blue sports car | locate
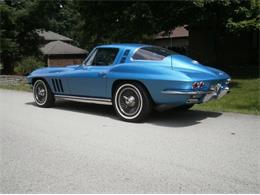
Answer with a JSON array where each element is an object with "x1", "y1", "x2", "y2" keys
[{"x1": 27, "y1": 44, "x2": 231, "y2": 122}]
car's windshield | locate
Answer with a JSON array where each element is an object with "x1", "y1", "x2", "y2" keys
[{"x1": 132, "y1": 46, "x2": 176, "y2": 61}]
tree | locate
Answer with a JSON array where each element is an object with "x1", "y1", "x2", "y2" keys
[
  {"x1": 184, "y1": 0, "x2": 259, "y2": 32},
  {"x1": 0, "y1": 0, "x2": 71, "y2": 73},
  {"x1": 74, "y1": 1, "x2": 157, "y2": 50},
  {"x1": 1, "y1": 0, "x2": 259, "y2": 73},
  {"x1": 0, "y1": 2, "x2": 18, "y2": 74},
  {"x1": 75, "y1": 1, "x2": 259, "y2": 49}
]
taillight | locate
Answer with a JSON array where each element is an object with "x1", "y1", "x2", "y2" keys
[
  {"x1": 192, "y1": 81, "x2": 205, "y2": 89},
  {"x1": 192, "y1": 82, "x2": 198, "y2": 89}
]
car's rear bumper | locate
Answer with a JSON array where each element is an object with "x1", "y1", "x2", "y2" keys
[{"x1": 161, "y1": 86, "x2": 229, "y2": 104}]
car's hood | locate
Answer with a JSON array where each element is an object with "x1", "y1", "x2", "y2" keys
[
  {"x1": 170, "y1": 55, "x2": 230, "y2": 80},
  {"x1": 29, "y1": 64, "x2": 81, "y2": 76}
]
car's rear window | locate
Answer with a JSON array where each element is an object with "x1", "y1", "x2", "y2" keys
[{"x1": 132, "y1": 47, "x2": 176, "y2": 61}]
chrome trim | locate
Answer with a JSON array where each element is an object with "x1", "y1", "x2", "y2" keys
[
  {"x1": 162, "y1": 86, "x2": 230, "y2": 103},
  {"x1": 226, "y1": 78, "x2": 231, "y2": 85},
  {"x1": 202, "y1": 92, "x2": 218, "y2": 102},
  {"x1": 162, "y1": 90, "x2": 213, "y2": 95},
  {"x1": 217, "y1": 86, "x2": 229, "y2": 99},
  {"x1": 54, "y1": 95, "x2": 112, "y2": 105}
]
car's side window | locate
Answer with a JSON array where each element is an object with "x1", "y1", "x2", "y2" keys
[
  {"x1": 87, "y1": 48, "x2": 119, "y2": 66},
  {"x1": 132, "y1": 47, "x2": 175, "y2": 61}
]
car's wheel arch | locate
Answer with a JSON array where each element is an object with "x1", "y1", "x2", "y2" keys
[
  {"x1": 111, "y1": 79, "x2": 155, "y2": 105},
  {"x1": 32, "y1": 77, "x2": 47, "y2": 85},
  {"x1": 32, "y1": 77, "x2": 54, "y2": 92}
]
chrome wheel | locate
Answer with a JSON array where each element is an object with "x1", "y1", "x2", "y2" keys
[
  {"x1": 114, "y1": 83, "x2": 144, "y2": 120},
  {"x1": 33, "y1": 80, "x2": 48, "y2": 106}
]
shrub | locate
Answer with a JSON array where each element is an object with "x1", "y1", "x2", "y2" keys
[
  {"x1": 14, "y1": 57, "x2": 45, "y2": 75},
  {"x1": 0, "y1": 63, "x2": 3, "y2": 74}
]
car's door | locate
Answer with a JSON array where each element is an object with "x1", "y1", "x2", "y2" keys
[{"x1": 67, "y1": 47, "x2": 120, "y2": 98}]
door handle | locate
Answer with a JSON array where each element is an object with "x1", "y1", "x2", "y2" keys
[{"x1": 98, "y1": 72, "x2": 107, "y2": 78}]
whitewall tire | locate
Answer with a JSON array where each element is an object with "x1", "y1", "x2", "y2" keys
[
  {"x1": 33, "y1": 79, "x2": 54, "y2": 107},
  {"x1": 113, "y1": 83, "x2": 152, "y2": 122}
]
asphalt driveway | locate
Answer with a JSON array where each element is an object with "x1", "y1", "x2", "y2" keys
[{"x1": 0, "y1": 89, "x2": 259, "y2": 193}]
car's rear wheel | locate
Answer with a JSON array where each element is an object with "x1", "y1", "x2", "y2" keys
[
  {"x1": 113, "y1": 83, "x2": 152, "y2": 122},
  {"x1": 33, "y1": 79, "x2": 54, "y2": 107}
]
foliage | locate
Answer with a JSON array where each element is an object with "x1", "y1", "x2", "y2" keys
[
  {"x1": 74, "y1": 1, "x2": 259, "y2": 50},
  {"x1": 14, "y1": 56, "x2": 45, "y2": 75},
  {"x1": 188, "y1": 0, "x2": 260, "y2": 32},
  {"x1": 0, "y1": 2, "x2": 19, "y2": 73},
  {"x1": 0, "y1": 0, "x2": 259, "y2": 73},
  {"x1": 47, "y1": 0, "x2": 81, "y2": 45},
  {"x1": 74, "y1": 2, "x2": 156, "y2": 50},
  {"x1": 0, "y1": 0, "x2": 66, "y2": 73}
]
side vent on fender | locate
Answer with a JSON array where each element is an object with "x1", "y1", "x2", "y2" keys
[{"x1": 51, "y1": 79, "x2": 64, "y2": 93}]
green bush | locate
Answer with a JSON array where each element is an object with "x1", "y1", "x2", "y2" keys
[{"x1": 14, "y1": 57, "x2": 45, "y2": 75}]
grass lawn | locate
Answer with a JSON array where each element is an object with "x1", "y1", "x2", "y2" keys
[
  {"x1": 0, "y1": 77, "x2": 259, "y2": 115},
  {"x1": 193, "y1": 78, "x2": 260, "y2": 115},
  {"x1": 0, "y1": 82, "x2": 32, "y2": 92}
]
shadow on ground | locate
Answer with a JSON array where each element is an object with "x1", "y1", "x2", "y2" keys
[
  {"x1": 148, "y1": 109, "x2": 222, "y2": 127},
  {"x1": 26, "y1": 101, "x2": 222, "y2": 128}
]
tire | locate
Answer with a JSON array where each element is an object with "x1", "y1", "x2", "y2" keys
[
  {"x1": 175, "y1": 104, "x2": 194, "y2": 111},
  {"x1": 33, "y1": 79, "x2": 54, "y2": 107},
  {"x1": 113, "y1": 83, "x2": 152, "y2": 122}
]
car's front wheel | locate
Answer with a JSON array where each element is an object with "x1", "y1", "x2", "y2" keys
[
  {"x1": 33, "y1": 79, "x2": 54, "y2": 107},
  {"x1": 113, "y1": 83, "x2": 152, "y2": 122}
]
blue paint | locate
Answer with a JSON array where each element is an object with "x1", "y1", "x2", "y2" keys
[{"x1": 27, "y1": 44, "x2": 231, "y2": 105}]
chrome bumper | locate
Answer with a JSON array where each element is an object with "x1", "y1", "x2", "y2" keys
[
  {"x1": 161, "y1": 90, "x2": 212, "y2": 95},
  {"x1": 162, "y1": 86, "x2": 230, "y2": 103},
  {"x1": 202, "y1": 86, "x2": 229, "y2": 102}
]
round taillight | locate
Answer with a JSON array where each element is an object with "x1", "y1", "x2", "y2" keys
[
  {"x1": 193, "y1": 81, "x2": 204, "y2": 89},
  {"x1": 192, "y1": 82, "x2": 198, "y2": 89}
]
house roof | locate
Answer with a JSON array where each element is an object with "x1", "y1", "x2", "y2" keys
[
  {"x1": 40, "y1": 41, "x2": 87, "y2": 55},
  {"x1": 155, "y1": 26, "x2": 189, "y2": 39},
  {"x1": 37, "y1": 30, "x2": 73, "y2": 42}
]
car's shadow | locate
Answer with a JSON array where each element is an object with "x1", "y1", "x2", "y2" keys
[
  {"x1": 26, "y1": 101, "x2": 222, "y2": 128},
  {"x1": 148, "y1": 109, "x2": 222, "y2": 127}
]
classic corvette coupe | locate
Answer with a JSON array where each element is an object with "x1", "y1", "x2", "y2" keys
[{"x1": 27, "y1": 44, "x2": 231, "y2": 122}]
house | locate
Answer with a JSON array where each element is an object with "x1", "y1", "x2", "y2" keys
[
  {"x1": 37, "y1": 30, "x2": 87, "y2": 67},
  {"x1": 40, "y1": 40, "x2": 87, "y2": 67},
  {"x1": 37, "y1": 30, "x2": 73, "y2": 44},
  {"x1": 153, "y1": 26, "x2": 189, "y2": 54}
]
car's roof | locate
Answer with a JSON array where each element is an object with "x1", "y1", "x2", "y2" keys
[{"x1": 96, "y1": 43, "x2": 151, "y2": 50}]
